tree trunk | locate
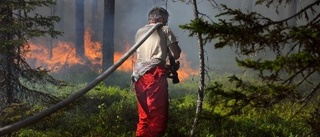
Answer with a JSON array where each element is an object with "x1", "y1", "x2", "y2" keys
[
  {"x1": 58, "y1": 0, "x2": 64, "y2": 40},
  {"x1": 49, "y1": 3, "x2": 57, "y2": 58},
  {"x1": 0, "y1": 2, "x2": 14, "y2": 104},
  {"x1": 102, "y1": 0, "x2": 115, "y2": 70},
  {"x1": 190, "y1": 0, "x2": 206, "y2": 136},
  {"x1": 75, "y1": 0, "x2": 85, "y2": 58},
  {"x1": 91, "y1": 0, "x2": 99, "y2": 41}
]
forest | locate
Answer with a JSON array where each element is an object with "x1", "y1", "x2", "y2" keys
[{"x1": 1, "y1": 0, "x2": 320, "y2": 136}]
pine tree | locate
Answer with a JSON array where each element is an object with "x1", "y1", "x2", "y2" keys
[
  {"x1": 75, "y1": 0, "x2": 85, "y2": 58},
  {"x1": 0, "y1": 0, "x2": 63, "y2": 110},
  {"x1": 102, "y1": 0, "x2": 115, "y2": 70},
  {"x1": 181, "y1": 0, "x2": 320, "y2": 135}
]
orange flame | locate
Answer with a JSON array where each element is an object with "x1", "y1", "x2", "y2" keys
[
  {"x1": 177, "y1": 53, "x2": 197, "y2": 81},
  {"x1": 84, "y1": 29, "x2": 102, "y2": 66},
  {"x1": 114, "y1": 42, "x2": 135, "y2": 72},
  {"x1": 26, "y1": 28, "x2": 197, "y2": 81},
  {"x1": 27, "y1": 41, "x2": 84, "y2": 72}
]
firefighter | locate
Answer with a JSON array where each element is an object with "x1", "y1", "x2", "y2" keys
[{"x1": 131, "y1": 7, "x2": 181, "y2": 137}]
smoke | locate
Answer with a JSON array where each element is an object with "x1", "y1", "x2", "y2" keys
[
  {"x1": 33, "y1": 0, "x2": 313, "y2": 76},
  {"x1": 31, "y1": 0, "x2": 240, "y2": 75}
]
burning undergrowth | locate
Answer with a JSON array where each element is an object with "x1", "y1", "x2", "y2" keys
[{"x1": 25, "y1": 28, "x2": 197, "y2": 84}]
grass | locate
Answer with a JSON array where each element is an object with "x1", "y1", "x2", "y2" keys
[{"x1": 1, "y1": 72, "x2": 318, "y2": 137}]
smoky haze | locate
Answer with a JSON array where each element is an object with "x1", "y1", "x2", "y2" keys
[
  {"x1": 32, "y1": 0, "x2": 311, "y2": 77},
  {"x1": 54, "y1": 0, "x2": 234, "y2": 72}
]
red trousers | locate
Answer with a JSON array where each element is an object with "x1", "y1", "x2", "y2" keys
[{"x1": 134, "y1": 66, "x2": 168, "y2": 137}]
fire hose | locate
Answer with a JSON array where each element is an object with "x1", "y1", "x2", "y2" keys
[{"x1": 0, "y1": 23, "x2": 163, "y2": 135}]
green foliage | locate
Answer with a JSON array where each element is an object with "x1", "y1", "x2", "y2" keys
[
  {"x1": 205, "y1": 73, "x2": 320, "y2": 135},
  {"x1": 0, "y1": 0, "x2": 61, "y2": 50},
  {"x1": 17, "y1": 85, "x2": 137, "y2": 137},
  {"x1": 51, "y1": 69, "x2": 133, "y2": 89},
  {"x1": 0, "y1": 78, "x2": 311, "y2": 136},
  {"x1": 169, "y1": 78, "x2": 198, "y2": 98},
  {"x1": 180, "y1": 0, "x2": 320, "y2": 135},
  {"x1": 179, "y1": 18, "x2": 220, "y2": 45},
  {"x1": 15, "y1": 0, "x2": 317, "y2": 136},
  {"x1": 51, "y1": 65, "x2": 101, "y2": 84},
  {"x1": 0, "y1": 103, "x2": 33, "y2": 127},
  {"x1": 0, "y1": 0, "x2": 63, "y2": 109},
  {"x1": 3, "y1": 0, "x2": 320, "y2": 135}
]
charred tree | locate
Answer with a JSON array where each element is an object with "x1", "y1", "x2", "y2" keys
[
  {"x1": 75, "y1": 0, "x2": 85, "y2": 58},
  {"x1": 102, "y1": 0, "x2": 115, "y2": 70}
]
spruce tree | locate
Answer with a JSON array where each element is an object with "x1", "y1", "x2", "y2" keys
[
  {"x1": 181, "y1": 0, "x2": 320, "y2": 134},
  {"x1": 0, "y1": 0, "x2": 63, "y2": 110}
]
